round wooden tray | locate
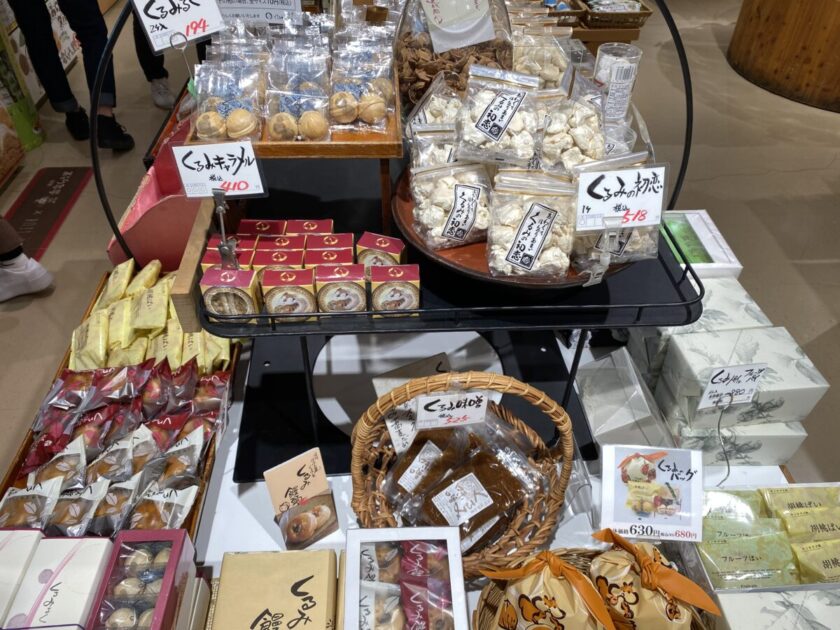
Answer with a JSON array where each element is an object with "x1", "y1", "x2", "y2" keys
[{"x1": 392, "y1": 172, "x2": 625, "y2": 289}]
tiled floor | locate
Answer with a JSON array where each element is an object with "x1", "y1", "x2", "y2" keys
[{"x1": 0, "y1": 0, "x2": 838, "y2": 481}]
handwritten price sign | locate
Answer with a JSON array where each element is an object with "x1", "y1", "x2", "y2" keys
[
  {"x1": 415, "y1": 392, "x2": 488, "y2": 430},
  {"x1": 172, "y1": 141, "x2": 265, "y2": 198},
  {"x1": 132, "y1": 0, "x2": 224, "y2": 53},
  {"x1": 576, "y1": 165, "x2": 667, "y2": 231},
  {"x1": 697, "y1": 363, "x2": 768, "y2": 410}
]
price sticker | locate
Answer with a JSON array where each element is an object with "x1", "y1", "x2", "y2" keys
[
  {"x1": 697, "y1": 363, "x2": 768, "y2": 411},
  {"x1": 415, "y1": 392, "x2": 487, "y2": 430},
  {"x1": 172, "y1": 141, "x2": 265, "y2": 198},
  {"x1": 132, "y1": 0, "x2": 225, "y2": 53},
  {"x1": 576, "y1": 165, "x2": 667, "y2": 231}
]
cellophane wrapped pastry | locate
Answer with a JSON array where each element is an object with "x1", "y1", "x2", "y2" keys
[
  {"x1": 512, "y1": 27, "x2": 572, "y2": 88},
  {"x1": 410, "y1": 162, "x2": 491, "y2": 250}
]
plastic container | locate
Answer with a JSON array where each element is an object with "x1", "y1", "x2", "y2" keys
[{"x1": 594, "y1": 42, "x2": 642, "y2": 122}]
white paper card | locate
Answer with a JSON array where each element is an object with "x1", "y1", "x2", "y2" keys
[
  {"x1": 576, "y1": 165, "x2": 667, "y2": 231},
  {"x1": 431, "y1": 472, "x2": 494, "y2": 526},
  {"x1": 415, "y1": 391, "x2": 488, "y2": 430},
  {"x1": 172, "y1": 141, "x2": 264, "y2": 198},
  {"x1": 217, "y1": 0, "x2": 302, "y2": 21},
  {"x1": 697, "y1": 363, "x2": 768, "y2": 410},
  {"x1": 600, "y1": 445, "x2": 704, "y2": 542},
  {"x1": 132, "y1": 0, "x2": 225, "y2": 53},
  {"x1": 397, "y1": 441, "x2": 443, "y2": 493},
  {"x1": 421, "y1": 0, "x2": 494, "y2": 54}
]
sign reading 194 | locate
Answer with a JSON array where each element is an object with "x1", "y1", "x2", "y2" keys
[{"x1": 132, "y1": 0, "x2": 225, "y2": 53}]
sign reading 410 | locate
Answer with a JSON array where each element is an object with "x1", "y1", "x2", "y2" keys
[{"x1": 132, "y1": 0, "x2": 225, "y2": 53}]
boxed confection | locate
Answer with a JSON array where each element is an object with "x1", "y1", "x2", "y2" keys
[
  {"x1": 371, "y1": 265, "x2": 421, "y2": 316},
  {"x1": 714, "y1": 589, "x2": 840, "y2": 630},
  {"x1": 344, "y1": 527, "x2": 469, "y2": 630},
  {"x1": 659, "y1": 327, "x2": 829, "y2": 428},
  {"x1": 628, "y1": 277, "x2": 772, "y2": 378},
  {"x1": 356, "y1": 231, "x2": 406, "y2": 267},
  {"x1": 307, "y1": 233, "x2": 354, "y2": 250},
  {"x1": 662, "y1": 210, "x2": 743, "y2": 278},
  {"x1": 237, "y1": 219, "x2": 286, "y2": 236},
  {"x1": 577, "y1": 347, "x2": 673, "y2": 448},
  {"x1": 657, "y1": 378, "x2": 808, "y2": 466},
  {"x1": 256, "y1": 235, "x2": 307, "y2": 251},
  {"x1": 186, "y1": 577, "x2": 210, "y2": 630},
  {"x1": 206, "y1": 235, "x2": 258, "y2": 251},
  {"x1": 303, "y1": 248, "x2": 355, "y2": 268},
  {"x1": 210, "y1": 550, "x2": 336, "y2": 630},
  {"x1": 0, "y1": 530, "x2": 42, "y2": 622},
  {"x1": 261, "y1": 269, "x2": 316, "y2": 319},
  {"x1": 199, "y1": 268, "x2": 260, "y2": 318},
  {"x1": 4, "y1": 537, "x2": 112, "y2": 629},
  {"x1": 315, "y1": 264, "x2": 367, "y2": 312},
  {"x1": 86, "y1": 529, "x2": 196, "y2": 630},
  {"x1": 200, "y1": 249, "x2": 254, "y2": 271},
  {"x1": 285, "y1": 219, "x2": 334, "y2": 235},
  {"x1": 250, "y1": 249, "x2": 305, "y2": 276}
]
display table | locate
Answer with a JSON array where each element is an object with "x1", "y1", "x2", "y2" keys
[{"x1": 728, "y1": 0, "x2": 840, "y2": 112}]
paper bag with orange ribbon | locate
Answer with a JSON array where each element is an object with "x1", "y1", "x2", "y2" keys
[
  {"x1": 589, "y1": 529, "x2": 720, "y2": 630},
  {"x1": 482, "y1": 551, "x2": 617, "y2": 630}
]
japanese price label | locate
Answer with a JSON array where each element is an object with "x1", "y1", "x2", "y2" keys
[
  {"x1": 216, "y1": 0, "x2": 302, "y2": 21},
  {"x1": 506, "y1": 203, "x2": 558, "y2": 271},
  {"x1": 132, "y1": 0, "x2": 224, "y2": 53},
  {"x1": 431, "y1": 472, "x2": 494, "y2": 526},
  {"x1": 415, "y1": 392, "x2": 488, "y2": 430},
  {"x1": 697, "y1": 363, "x2": 768, "y2": 411},
  {"x1": 601, "y1": 445, "x2": 704, "y2": 542},
  {"x1": 475, "y1": 90, "x2": 526, "y2": 142},
  {"x1": 576, "y1": 165, "x2": 667, "y2": 231},
  {"x1": 172, "y1": 141, "x2": 265, "y2": 198},
  {"x1": 442, "y1": 184, "x2": 480, "y2": 241}
]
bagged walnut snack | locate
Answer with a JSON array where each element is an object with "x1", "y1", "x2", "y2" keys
[
  {"x1": 28, "y1": 435, "x2": 86, "y2": 492},
  {"x1": 410, "y1": 124, "x2": 458, "y2": 169},
  {"x1": 406, "y1": 71, "x2": 463, "y2": 137},
  {"x1": 89, "y1": 471, "x2": 145, "y2": 536},
  {"x1": 513, "y1": 27, "x2": 572, "y2": 89},
  {"x1": 45, "y1": 478, "x2": 109, "y2": 538},
  {"x1": 536, "y1": 92, "x2": 606, "y2": 174},
  {"x1": 590, "y1": 529, "x2": 721, "y2": 630}
]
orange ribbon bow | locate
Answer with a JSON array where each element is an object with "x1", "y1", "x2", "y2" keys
[
  {"x1": 617, "y1": 450, "x2": 668, "y2": 470},
  {"x1": 592, "y1": 529, "x2": 721, "y2": 616},
  {"x1": 482, "y1": 551, "x2": 618, "y2": 630}
]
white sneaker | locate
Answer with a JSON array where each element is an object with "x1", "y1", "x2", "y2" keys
[
  {"x1": 0, "y1": 254, "x2": 54, "y2": 302},
  {"x1": 151, "y1": 78, "x2": 176, "y2": 110}
]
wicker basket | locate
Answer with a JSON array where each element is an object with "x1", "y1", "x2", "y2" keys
[
  {"x1": 581, "y1": 0, "x2": 653, "y2": 28},
  {"x1": 473, "y1": 547, "x2": 711, "y2": 630},
  {"x1": 549, "y1": 0, "x2": 586, "y2": 26},
  {"x1": 350, "y1": 371, "x2": 575, "y2": 579}
]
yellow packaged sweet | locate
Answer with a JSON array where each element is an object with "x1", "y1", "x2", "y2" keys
[
  {"x1": 183, "y1": 332, "x2": 210, "y2": 375},
  {"x1": 703, "y1": 517, "x2": 782, "y2": 543},
  {"x1": 130, "y1": 281, "x2": 170, "y2": 335},
  {"x1": 107, "y1": 337, "x2": 149, "y2": 367},
  {"x1": 165, "y1": 318, "x2": 183, "y2": 369},
  {"x1": 106, "y1": 298, "x2": 135, "y2": 350},
  {"x1": 762, "y1": 486, "x2": 838, "y2": 517},
  {"x1": 95, "y1": 259, "x2": 135, "y2": 309},
  {"x1": 704, "y1": 490, "x2": 765, "y2": 521},
  {"x1": 783, "y1": 507, "x2": 840, "y2": 544},
  {"x1": 791, "y1": 539, "x2": 840, "y2": 583},
  {"x1": 212, "y1": 335, "x2": 231, "y2": 371},
  {"x1": 72, "y1": 310, "x2": 110, "y2": 369},
  {"x1": 699, "y1": 532, "x2": 799, "y2": 589},
  {"x1": 125, "y1": 259, "x2": 162, "y2": 297}
]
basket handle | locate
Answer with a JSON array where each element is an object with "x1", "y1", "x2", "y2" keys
[{"x1": 350, "y1": 371, "x2": 575, "y2": 511}]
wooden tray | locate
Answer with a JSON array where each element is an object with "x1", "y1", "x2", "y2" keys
[
  {"x1": 392, "y1": 172, "x2": 626, "y2": 289},
  {"x1": 580, "y1": 0, "x2": 653, "y2": 28}
]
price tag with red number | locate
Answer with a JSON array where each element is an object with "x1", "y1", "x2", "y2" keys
[
  {"x1": 172, "y1": 141, "x2": 265, "y2": 198},
  {"x1": 132, "y1": 0, "x2": 225, "y2": 53},
  {"x1": 415, "y1": 392, "x2": 488, "y2": 430},
  {"x1": 576, "y1": 164, "x2": 667, "y2": 231}
]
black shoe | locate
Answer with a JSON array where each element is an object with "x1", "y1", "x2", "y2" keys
[
  {"x1": 97, "y1": 115, "x2": 135, "y2": 152},
  {"x1": 65, "y1": 108, "x2": 89, "y2": 141}
]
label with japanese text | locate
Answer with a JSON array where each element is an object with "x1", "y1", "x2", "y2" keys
[
  {"x1": 475, "y1": 90, "x2": 526, "y2": 142},
  {"x1": 432, "y1": 472, "x2": 494, "y2": 526},
  {"x1": 600, "y1": 445, "x2": 704, "y2": 542},
  {"x1": 505, "y1": 203, "x2": 558, "y2": 271},
  {"x1": 172, "y1": 141, "x2": 264, "y2": 198},
  {"x1": 415, "y1": 392, "x2": 488, "y2": 430},
  {"x1": 216, "y1": 0, "x2": 302, "y2": 21},
  {"x1": 384, "y1": 406, "x2": 417, "y2": 455},
  {"x1": 441, "y1": 184, "x2": 480, "y2": 241},
  {"x1": 131, "y1": 0, "x2": 225, "y2": 53},
  {"x1": 576, "y1": 165, "x2": 666, "y2": 231},
  {"x1": 603, "y1": 62, "x2": 638, "y2": 121},
  {"x1": 397, "y1": 441, "x2": 443, "y2": 493},
  {"x1": 359, "y1": 544, "x2": 379, "y2": 582},
  {"x1": 697, "y1": 363, "x2": 768, "y2": 411}
]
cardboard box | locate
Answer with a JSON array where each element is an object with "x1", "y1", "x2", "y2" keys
[
  {"x1": 315, "y1": 264, "x2": 367, "y2": 312},
  {"x1": 577, "y1": 347, "x2": 674, "y2": 448},
  {"x1": 370, "y1": 265, "x2": 420, "y2": 316},
  {"x1": 251, "y1": 249, "x2": 305, "y2": 277},
  {"x1": 237, "y1": 219, "x2": 286, "y2": 236},
  {"x1": 86, "y1": 529, "x2": 196, "y2": 630},
  {"x1": 662, "y1": 210, "x2": 743, "y2": 279},
  {"x1": 5, "y1": 537, "x2": 112, "y2": 630},
  {"x1": 356, "y1": 231, "x2": 406, "y2": 267},
  {"x1": 714, "y1": 589, "x2": 840, "y2": 630},
  {"x1": 285, "y1": 219, "x2": 334, "y2": 235},
  {"x1": 0, "y1": 530, "x2": 42, "y2": 623},
  {"x1": 199, "y1": 268, "x2": 259, "y2": 317},
  {"x1": 303, "y1": 248, "x2": 354, "y2": 268},
  {"x1": 200, "y1": 249, "x2": 253, "y2": 271},
  {"x1": 660, "y1": 327, "x2": 828, "y2": 428},
  {"x1": 211, "y1": 551, "x2": 336, "y2": 630},
  {"x1": 187, "y1": 577, "x2": 210, "y2": 630},
  {"x1": 261, "y1": 269, "x2": 316, "y2": 319},
  {"x1": 306, "y1": 233, "x2": 354, "y2": 250},
  {"x1": 256, "y1": 235, "x2": 307, "y2": 251},
  {"x1": 206, "y1": 235, "x2": 258, "y2": 251}
]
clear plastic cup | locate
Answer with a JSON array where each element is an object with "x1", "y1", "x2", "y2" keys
[
  {"x1": 604, "y1": 123, "x2": 638, "y2": 156},
  {"x1": 594, "y1": 43, "x2": 643, "y2": 122}
]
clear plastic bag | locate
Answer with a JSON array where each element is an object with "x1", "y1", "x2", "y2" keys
[
  {"x1": 537, "y1": 92, "x2": 605, "y2": 174},
  {"x1": 410, "y1": 124, "x2": 458, "y2": 168},
  {"x1": 457, "y1": 65, "x2": 541, "y2": 166},
  {"x1": 513, "y1": 27, "x2": 571, "y2": 88},
  {"x1": 405, "y1": 71, "x2": 462, "y2": 136},
  {"x1": 265, "y1": 47, "x2": 331, "y2": 142},
  {"x1": 89, "y1": 471, "x2": 144, "y2": 536},
  {"x1": 410, "y1": 162, "x2": 491, "y2": 250},
  {"x1": 101, "y1": 398, "x2": 143, "y2": 447},
  {"x1": 45, "y1": 478, "x2": 109, "y2": 538},
  {"x1": 360, "y1": 542, "x2": 402, "y2": 584},
  {"x1": 86, "y1": 434, "x2": 134, "y2": 485},
  {"x1": 0, "y1": 477, "x2": 62, "y2": 529},
  {"x1": 28, "y1": 435, "x2": 86, "y2": 492},
  {"x1": 400, "y1": 577, "x2": 455, "y2": 629},
  {"x1": 127, "y1": 484, "x2": 199, "y2": 530},
  {"x1": 330, "y1": 47, "x2": 394, "y2": 132},
  {"x1": 487, "y1": 172, "x2": 576, "y2": 278},
  {"x1": 156, "y1": 427, "x2": 205, "y2": 490},
  {"x1": 194, "y1": 61, "x2": 263, "y2": 141}
]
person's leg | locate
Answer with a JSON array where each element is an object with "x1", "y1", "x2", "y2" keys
[
  {"x1": 0, "y1": 218, "x2": 53, "y2": 302},
  {"x1": 133, "y1": 17, "x2": 175, "y2": 110}
]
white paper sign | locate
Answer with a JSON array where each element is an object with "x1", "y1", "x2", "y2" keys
[
  {"x1": 421, "y1": 0, "x2": 494, "y2": 54},
  {"x1": 415, "y1": 392, "x2": 488, "y2": 430},
  {"x1": 697, "y1": 363, "x2": 768, "y2": 411},
  {"x1": 600, "y1": 445, "x2": 704, "y2": 542},
  {"x1": 576, "y1": 165, "x2": 667, "y2": 231},
  {"x1": 172, "y1": 141, "x2": 264, "y2": 198},
  {"x1": 132, "y1": 0, "x2": 225, "y2": 53},
  {"x1": 216, "y1": 0, "x2": 302, "y2": 21}
]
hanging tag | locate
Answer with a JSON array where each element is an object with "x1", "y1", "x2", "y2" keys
[
  {"x1": 415, "y1": 391, "x2": 487, "y2": 430},
  {"x1": 576, "y1": 164, "x2": 667, "y2": 232},
  {"x1": 172, "y1": 141, "x2": 265, "y2": 198},
  {"x1": 697, "y1": 363, "x2": 768, "y2": 411},
  {"x1": 131, "y1": 0, "x2": 225, "y2": 53}
]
